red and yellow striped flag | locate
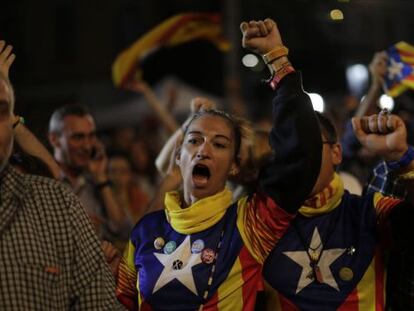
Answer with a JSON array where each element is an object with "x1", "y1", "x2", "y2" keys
[{"x1": 112, "y1": 12, "x2": 230, "y2": 88}]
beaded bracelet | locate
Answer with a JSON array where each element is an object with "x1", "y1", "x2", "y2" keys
[{"x1": 270, "y1": 65, "x2": 296, "y2": 90}]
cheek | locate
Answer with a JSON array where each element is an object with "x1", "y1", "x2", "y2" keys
[
  {"x1": 220, "y1": 150, "x2": 236, "y2": 167},
  {"x1": 58, "y1": 137, "x2": 71, "y2": 151},
  {"x1": 67, "y1": 141, "x2": 81, "y2": 152},
  {"x1": 177, "y1": 148, "x2": 192, "y2": 166}
]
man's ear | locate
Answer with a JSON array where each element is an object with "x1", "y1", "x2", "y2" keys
[{"x1": 48, "y1": 133, "x2": 60, "y2": 149}]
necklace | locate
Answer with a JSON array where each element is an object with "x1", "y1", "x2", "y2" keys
[
  {"x1": 292, "y1": 212, "x2": 339, "y2": 283},
  {"x1": 198, "y1": 215, "x2": 227, "y2": 310}
]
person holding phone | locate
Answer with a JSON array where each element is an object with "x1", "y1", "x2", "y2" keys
[{"x1": 48, "y1": 104, "x2": 126, "y2": 240}]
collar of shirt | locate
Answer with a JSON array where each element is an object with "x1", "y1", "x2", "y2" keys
[{"x1": 61, "y1": 174, "x2": 88, "y2": 195}]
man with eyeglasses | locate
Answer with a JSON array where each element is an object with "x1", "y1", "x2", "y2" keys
[{"x1": 263, "y1": 111, "x2": 414, "y2": 310}]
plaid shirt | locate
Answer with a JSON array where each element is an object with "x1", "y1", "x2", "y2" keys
[
  {"x1": 366, "y1": 161, "x2": 414, "y2": 310},
  {"x1": 0, "y1": 165, "x2": 125, "y2": 310}
]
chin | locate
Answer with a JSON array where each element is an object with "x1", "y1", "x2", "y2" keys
[
  {"x1": 191, "y1": 188, "x2": 211, "y2": 199},
  {"x1": 191, "y1": 185, "x2": 223, "y2": 201}
]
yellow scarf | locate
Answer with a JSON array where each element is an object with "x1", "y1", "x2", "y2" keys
[
  {"x1": 164, "y1": 188, "x2": 233, "y2": 235},
  {"x1": 299, "y1": 173, "x2": 344, "y2": 217}
]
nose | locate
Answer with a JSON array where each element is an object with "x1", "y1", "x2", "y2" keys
[
  {"x1": 81, "y1": 136, "x2": 96, "y2": 153},
  {"x1": 83, "y1": 138, "x2": 93, "y2": 150},
  {"x1": 196, "y1": 142, "x2": 211, "y2": 159}
]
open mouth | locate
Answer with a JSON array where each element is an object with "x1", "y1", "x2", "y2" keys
[{"x1": 192, "y1": 164, "x2": 210, "y2": 187}]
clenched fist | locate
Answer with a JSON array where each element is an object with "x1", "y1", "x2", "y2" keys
[
  {"x1": 352, "y1": 110, "x2": 408, "y2": 161},
  {"x1": 240, "y1": 18, "x2": 283, "y2": 55}
]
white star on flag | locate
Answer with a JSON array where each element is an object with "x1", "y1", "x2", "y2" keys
[
  {"x1": 388, "y1": 58, "x2": 404, "y2": 81},
  {"x1": 283, "y1": 227, "x2": 346, "y2": 294},
  {"x1": 153, "y1": 235, "x2": 202, "y2": 295}
]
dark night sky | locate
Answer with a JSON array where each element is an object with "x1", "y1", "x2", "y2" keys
[{"x1": 2, "y1": 0, "x2": 414, "y2": 134}]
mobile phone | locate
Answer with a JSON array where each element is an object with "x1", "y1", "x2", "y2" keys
[{"x1": 90, "y1": 147, "x2": 98, "y2": 159}]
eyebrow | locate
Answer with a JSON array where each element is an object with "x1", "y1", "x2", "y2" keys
[{"x1": 187, "y1": 130, "x2": 231, "y2": 142}]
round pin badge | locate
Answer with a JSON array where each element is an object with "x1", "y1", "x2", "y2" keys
[
  {"x1": 201, "y1": 248, "x2": 216, "y2": 264},
  {"x1": 153, "y1": 237, "x2": 165, "y2": 250},
  {"x1": 163, "y1": 241, "x2": 177, "y2": 254},
  {"x1": 339, "y1": 267, "x2": 354, "y2": 281},
  {"x1": 191, "y1": 239, "x2": 205, "y2": 254}
]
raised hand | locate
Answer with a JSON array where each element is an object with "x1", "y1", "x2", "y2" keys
[
  {"x1": 101, "y1": 241, "x2": 121, "y2": 277},
  {"x1": 124, "y1": 79, "x2": 150, "y2": 93},
  {"x1": 240, "y1": 18, "x2": 283, "y2": 55},
  {"x1": 190, "y1": 97, "x2": 217, "y2": 113},
  {"x1": 369, "y1": 51, "x2": 388, "y2": 86},
  {"x1": 352, "y1": 110, "x2": 408, "y2": 161},
  {"x1": 0, "y1": 41, "x2": 16, "y2": 78},
  {"x1": 87, "y1": 139, "x2": 109, "y2": 183}
]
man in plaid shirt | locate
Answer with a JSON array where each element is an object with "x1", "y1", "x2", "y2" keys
[
  {"x1": 367, "y1": 160, "x2": 414, "y2": 310},
  {"x1": 0, "y1": 69, "x2": 124, "y2": 308}
]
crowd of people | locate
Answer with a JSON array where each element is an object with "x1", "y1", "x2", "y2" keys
[{"x1": 0, "y1": 16, "x2": 413, "y2": 311}]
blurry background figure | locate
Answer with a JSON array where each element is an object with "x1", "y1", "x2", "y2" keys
[
  {"x1": 341, "y1": 50, "x2": 414, "y2": 187},
  {"x1": 129, "y1": 137, "x2": 156, "y2": 197},
  {"x1": 109, "y1": 126, "x2": 136, "y2": 154},
  {"x1": 228, "y1": 126, "x2": 272, "y2": 199},
  {"x1": 338, "y1": 171, "x2": 362, "y2": 195},
  {"x1": 107, "y1": 151, "x2": 150, "y2": 250},
  {"x1": 48, "y1": 104, "x2": 126, "y2": 240},
  {"x1": 341, "y1": 52, "x2": 392, "y2": 184}
]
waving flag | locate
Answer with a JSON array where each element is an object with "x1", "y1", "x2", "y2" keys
[
  {"x1": 112, "y1": 13, "x2": 230, "y2": 88},
  {"x1": 384, "y1": 41, "x2": 414, "y2": 97}
]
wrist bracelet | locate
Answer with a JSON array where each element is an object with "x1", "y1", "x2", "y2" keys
[
  {"x1": 262, "y1": 46, "x2": 289, "y2": 64},
  {"x1": 270, "y1": 65, "x2": 296, "y2": 90},
  {"x1": 386, "y1": 146, "x2": 414, "y2": 170},
  {"x1": 13, "y1": 116, "x2": 25, "y2": 129},
  {"x1": 95, "y1": 180, "x2": 113, "y2": 190},
  {"x1": 267, "y1": 56, "x2": 290, "y2": 71}
]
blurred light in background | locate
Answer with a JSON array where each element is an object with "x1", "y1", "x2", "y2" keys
[
  {"x1": 242, "y1": 54, "x2": 259, "y2": 68},
  {"x1": 346, "y1": 64, "x2": 369, "y2": 97},
  {"x1": 379, "y1": 94, "x2": 395, "y2": 111},
  {"x1": 308, "y1": 93, "x2": 325, "y2": 112},
  {"x1": 330, "y1": 9, "x2": 344, "y2": 21}
]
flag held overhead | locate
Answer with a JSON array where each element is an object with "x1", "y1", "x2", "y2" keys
[
  {"x1": 112, "y1": 13, "x2": 230, "y2": 88},
  {"x1": 384, "y1": 41, "x2": 414, "y2": 97}
]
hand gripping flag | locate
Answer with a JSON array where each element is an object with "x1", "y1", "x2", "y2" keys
[
  {"x1": 112, "y1": 13, "x2": 230, "y2": 88},
  {"x1": 384, "y1": 41, "x2": 414, "y2": 97}
]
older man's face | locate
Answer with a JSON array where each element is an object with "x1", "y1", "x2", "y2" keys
[{"x1": 0, "y1": 78, "x2": 14, "y2": 172}]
